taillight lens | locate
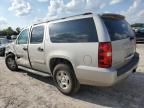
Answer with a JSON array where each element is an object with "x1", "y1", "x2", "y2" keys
[{"x1": 98, "y1": 42, "x2": 112, "y2": 68}]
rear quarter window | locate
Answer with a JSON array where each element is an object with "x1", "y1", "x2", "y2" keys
[
  {"x1": 103, "y1": 18, "x2": 135, "y2": 41},
  {"x1": 49, "y1": 18, "x2": 98, "y2": 43}
]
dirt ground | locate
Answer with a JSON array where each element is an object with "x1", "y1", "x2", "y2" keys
[{"x1": 0, "y1": 44, "x2": 144, "y2": 108}]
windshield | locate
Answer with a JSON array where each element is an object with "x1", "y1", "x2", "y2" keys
[
  {"x1": 102, "y1": 18, "x2": 135, "y2": 41},
  {"x1": 139, "y1": 28, "x2": 144, "y2": 33}
]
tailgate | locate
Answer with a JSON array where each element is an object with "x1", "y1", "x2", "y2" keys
[
  {"x1": 112, "y1": 38, "x2": 135, "y2": 68},
  {"x1": 102, "y1": 15, "x2": 136, "y2": 69}
]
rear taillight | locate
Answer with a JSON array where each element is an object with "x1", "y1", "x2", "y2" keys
[{"x1": 98, "y1": 42, "x2": 112, "y2": 68}]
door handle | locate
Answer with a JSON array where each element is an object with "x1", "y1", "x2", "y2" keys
[
  {"x1": 38, "y1": 47, "x2": 44, "y2": 52},
  {"x1": 23, "y1": 47, "x2": 28, "y2": 51}
]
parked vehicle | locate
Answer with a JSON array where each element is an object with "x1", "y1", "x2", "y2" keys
[
  {"x1": 11, "y1": 35, "x2": 18, "y2": 40},
  {"x1": 0, "y1": 38, "x2": 12, "y2": 56},
  {"x1": 5, "y1": 13, "x2": 139, "y2": 95},
  {"x1": 135, "y1": 28, "x2": 144, "y2": 43},
  {"x1": 0, "y1": 38, "x2": 5, "y2": 56}
]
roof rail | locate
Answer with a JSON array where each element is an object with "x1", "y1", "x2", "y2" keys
[
  {"x1": 101, "y1": 13, "x2": 125, "y2": 19},
  {"x1": 33, "y1": 12, "x2": 93, "y2": 25}
]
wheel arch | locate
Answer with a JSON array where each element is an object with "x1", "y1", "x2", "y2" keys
[
  {"x1": 49, "y1": 57, "x2": 76, "y2": 75},
  {"x1": 5, "y1": 52, "x2": 15, "y2": 57}
]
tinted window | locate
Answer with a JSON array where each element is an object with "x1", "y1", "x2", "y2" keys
[
  {"x1": 49, "y1": 18, "x2": 98, "y2": 43},
  {"x1": 17, "y1": 29, "x2": 29, "y2": 44},
  {"x1": 31, "y1": 26, "x2": 44, "y2": 44},
  {"x1": 102, "y1": 18, "x2": 135, "y2": 41}
]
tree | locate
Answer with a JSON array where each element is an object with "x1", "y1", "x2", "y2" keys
[
  {"x1": 5, "y1": 27, "x2": 14, "y2": 36},
  {"x1": 16, "y1": 27, "x2": 21, "y2": 34},
  {"x1": 131, "y1": 23, "x2": 144, "y2": 28},
  {"x1": 0, "y1": 27, "x2": 21, "y2": 37}
]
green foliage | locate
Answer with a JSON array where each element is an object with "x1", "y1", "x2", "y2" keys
[
  {"x1": 16, "y1": 27, "x2": 21, "y2": 34},
  {"x1": 0, "y1": 27, "x2": 21, "y2": 37},
  {"x1": 131, "y1": 23, "x2": 144, "y2": 28}
]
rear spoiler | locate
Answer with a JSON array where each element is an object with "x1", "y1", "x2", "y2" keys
[{"x1": 101, "y1": 13, "x2": 125, "y2": 20}]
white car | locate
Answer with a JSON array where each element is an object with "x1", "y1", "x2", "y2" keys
[
  {"x1": 0, "y1": 38, "x2": 12, "y2": 56},
  {"x1": 5, "y1": 13, "x2": 139, "y2": 95}
]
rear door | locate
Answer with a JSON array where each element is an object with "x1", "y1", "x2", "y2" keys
[
  {"x1": 14, "y1": 29, "x2": 31, "y2": 68},
  {"x1": 28, "y1": 24, "x2": 48, "y2": 72},
  {"x1": 102, "y1": 17, "x2": 136, "y2": 68}
]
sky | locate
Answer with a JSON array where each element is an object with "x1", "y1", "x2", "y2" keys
[{"x1": 0, "y1": 0, "x2": 144, "y2": 30}]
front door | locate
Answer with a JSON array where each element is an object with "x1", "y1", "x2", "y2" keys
[
  {"x1": 15, "y1": 29, "x2": 30, "y2": 68},
  {"x1": 28, "y1": 24, "x2": 47, "y2": 72}
]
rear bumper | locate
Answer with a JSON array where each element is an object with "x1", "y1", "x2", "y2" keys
[{"x1": 76, "y1": 53, "x2": 139, "y2": 86}]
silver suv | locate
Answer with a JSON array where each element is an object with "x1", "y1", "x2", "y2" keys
[{"x1": 5, "y1": 13, "x2": 139, "y2": 95}]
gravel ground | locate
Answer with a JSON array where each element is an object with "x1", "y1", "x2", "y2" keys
[{"x1": 0, "y1": 44, "x2": 144, "y2": 108}]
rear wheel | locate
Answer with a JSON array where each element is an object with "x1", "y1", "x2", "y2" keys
[
  {"x1": 53, "y1": 64, "x2": 80, "y2": 95},
  {"x1": 5, "y1": 54, "x2": 18, "y2": 71}
]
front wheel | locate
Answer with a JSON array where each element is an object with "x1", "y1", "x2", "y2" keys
[
  {"x1": 5, "y1": 54, "x2": 18, "y2": 71},
  {"x1": 53, "y1": 64, "x2": 80, "y2": 95}
]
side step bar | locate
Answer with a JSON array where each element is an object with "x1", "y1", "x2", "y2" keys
[{"x1": 18, "y1": 66, "x2": 51, "y2": 77}]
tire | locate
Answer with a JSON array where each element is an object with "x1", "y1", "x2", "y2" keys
[
  {"x1": 53, "y1": 64, "x2": 80, "y2": 95},
  {"x1": 5, "y1": 54, "x2": 18, "y2": 71}
]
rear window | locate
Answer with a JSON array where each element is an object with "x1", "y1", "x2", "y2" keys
[
  {"x1": 49, "y1": 18, "x2": 98, "y2": 43},
  {"x1": 102, "y1": 18, "x2": 135, "y2": 41}
]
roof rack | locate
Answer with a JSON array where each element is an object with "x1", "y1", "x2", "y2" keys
[{"x1": 33, "y1": 12, "x2": 93, "y2": 25}]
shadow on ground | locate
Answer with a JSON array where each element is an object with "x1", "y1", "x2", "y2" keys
[
  {"x1": 18, "y1": 69, "x2": 54, "y2": 86},
  {"x1": 74, "y1": 72, "x2": 144, "y2": 108},
  {"x1": 137, "y1": 42, "x2": 144, "y2": 44},
  {"x1": 17, "y1": 69, "x2": 144, "y2": 108}
]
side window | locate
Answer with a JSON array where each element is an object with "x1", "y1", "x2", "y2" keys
[
  {"x1": 31, "y1": 26, "x2": 44, "y2": 44},
  {"x1": 49, "y1": 18, "x2": 98, "y2": 43},
  {"x1": 17, "y1": 29, "x2": 29, "y2": 44}
]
